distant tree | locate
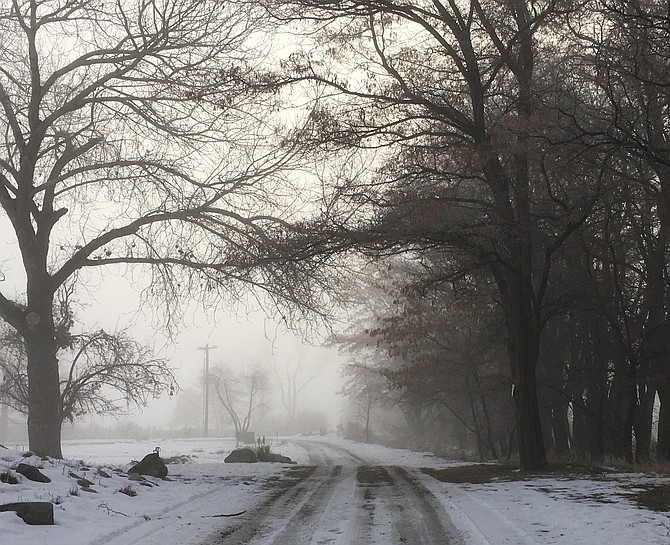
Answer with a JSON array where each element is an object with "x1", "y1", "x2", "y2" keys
[
  {"x1": 210, "y1": 365, "x2": 267, "y2": 437},
  {"x1": 170, "y1": 388, "x2": 203, "y2": 432},
  {"x1": 335, "y1": 260, "x2": 514, "y2": 458},
  {"x1": 0, "y1": 320, "x2": 176, "y2": 424},
  {"x1": 340, "y1": 361, "x2": 385, "y2": 443},
  {"x1": 271, "y1": 344, "x2": 324, "y2": 429},
  {"x1": 0, "y1": 0, "x2": 315, "y2": 457}
]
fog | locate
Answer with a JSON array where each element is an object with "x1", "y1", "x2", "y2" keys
[{"x1": 1, "y1": 219, "x2": 346, "y2": 442}]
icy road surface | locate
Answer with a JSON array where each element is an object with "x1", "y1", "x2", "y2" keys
[{"x1": 204, "y1": 439, "x2": 462, "y2": 544}]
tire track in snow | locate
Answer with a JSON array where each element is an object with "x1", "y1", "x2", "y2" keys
[
  {"x1": 357, "y1": 465, "x2": 463, "y2": 545},
  {"x1": 208, "y1": 441, "x2": 363, "y2": 544},
  {"x1": 434, "y1": 484, "x2": 540, "y2": 545},
  {"x1": 203, "y1": 440, "x2": 463, "y2": 545}
]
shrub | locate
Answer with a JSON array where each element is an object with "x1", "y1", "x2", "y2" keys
[
  {"x1": 118, "y1": 485, "x2": 137, "y2": 497},
  {"x1": 0, "y1": 470, "x2": 19, "y2": 484},
  {"x1": 255, "y1": 436, "x2": 272, "y2": 462}
]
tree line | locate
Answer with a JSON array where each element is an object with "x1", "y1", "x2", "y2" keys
[{"x1": 262, "y1": 0, "x2": 670, "y2": 469}]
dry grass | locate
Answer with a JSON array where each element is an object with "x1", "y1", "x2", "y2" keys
[
  {"x1": 597, "y1": 457, "x2": 670, "y2": 476},
  {"x1": 118, "y1": 485, "x2": 137, "y2": 497},
  {"x1": 0, "y1": 470, "x2": 19, "y2": 484}
]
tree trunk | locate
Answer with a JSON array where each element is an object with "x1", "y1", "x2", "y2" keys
[
  {"x1": 23, "y1": 300, "x2": 63, "y2": 458},
  {"x1": 571, "y1": 394, "x2": 589, "y2": 459},
  {"x1": 567, "y1": 321, "x2": 588, "y2": 458},
  {"x1": 657, "y1": 385, "x2": 670, "y2": 461},
  {"x1": 635, "y1": 384, "x2": 655, "y2": 463},
  {"x1": 584, "y1": 317, "x2": 608, "y2": 462},
  {"x1": 551, "y1": 404, "x2": 571, "y2": 457},
  {"x1": 504, "y1": 275, "x2": 547, "y2": 470},
  {"x1": 513, "y1": 362, "x2": 547, "y2": 470},
  {"x1": 0, "y1": 403, "x2": 8, "y2": 441}
]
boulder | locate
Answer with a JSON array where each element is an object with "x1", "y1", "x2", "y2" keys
[
  {"x1": 0, "y1": 502, "x2": 54, "y2": 525},
  {"x1": 224, "y1": 448, "x2": 257, "y2": 463},
  {"x1": 266, "y1": 452, "x2": 296, "y2": 464},
  {"x1": 127, "y1": 453, "x2": 168, "y2": 479},
  {"x1": 16, "y1": 463, "x2": 51, "y2": 483}
]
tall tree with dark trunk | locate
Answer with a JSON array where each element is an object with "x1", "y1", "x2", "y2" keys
[
  {"x1": 0, "y1": 0, "x2": 314, "y2": 458},
  {"x1": 265, "y1": 0, "x2": 598, "y2": 469}
]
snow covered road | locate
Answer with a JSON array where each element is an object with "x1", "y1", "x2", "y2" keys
[{"x1": 205, "y1": 439, "x2": 462, "y2": 544}]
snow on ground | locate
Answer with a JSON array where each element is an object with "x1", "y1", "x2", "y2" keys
[{"x1": 1, "y1": 435, "x2": 670, "y2": 544}]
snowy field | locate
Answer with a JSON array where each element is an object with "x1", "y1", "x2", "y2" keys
[{"x1": 1, "y1": 435, "x2": 669, "y2": 544}]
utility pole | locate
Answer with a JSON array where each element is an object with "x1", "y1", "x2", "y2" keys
[{"x1": 197, "y1": 343, "x2": 217, "y2": 437}]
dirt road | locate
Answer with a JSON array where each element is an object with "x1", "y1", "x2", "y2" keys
[{"x1": 205, "y1": 440, "x2": 463, "y2": 545}]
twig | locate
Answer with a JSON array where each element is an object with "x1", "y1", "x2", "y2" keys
[
  {"x1": 202, "y1": 511, "x2": 246, "y2": 518},
  {"x1": 98, "y1": 502, "x2": 128, "y2": 517}
]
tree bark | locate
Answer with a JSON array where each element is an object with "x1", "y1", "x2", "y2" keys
[
  {"x1": 635, "y1": 384, "x2": 655, "y2": 463},
  {"x1": 657, "y1": 385, "x2": 670, "y2": 461},
  {"x1": 23, "y1": 296, "x2": 63, "y2": 458},
  {"x1": 499, "y1": 269, "x2": 547, "y2": 470}
]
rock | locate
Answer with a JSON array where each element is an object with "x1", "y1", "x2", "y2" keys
[
  {"x1": 224, "y1": 448, "x2": 258, "y2": 463},
  {"x1": 97, "y1": 468, "x2": 111, "y2": 478},
  {"x1": 163, "y1": 454, "x2": 192, "y2": 464},
  {"x1": 0, "y1": 502, "x2": 54, "y2": 525},
  {"x1": 127, "y1": 453, "x2": 168, "y2": 479},
  {"x1": 266, "y1": 453, "x2": 296, "y2": 464},
  {"x1": 128, "y1": 472, "x2": 143, "y2": 481},
  {"x1": 77, "y1": 478, "x2": 94, "y2": 488},
  {"x1": 15, "y1": 463, "x2": 51, "y2": 483}
]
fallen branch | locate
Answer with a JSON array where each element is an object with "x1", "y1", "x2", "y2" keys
[
  {"x1": 202, "y1": 511, "x2": 246, "y2": 518},
  {"x1": 98, "y1": 502, "x2": 128, "y2": 517}
]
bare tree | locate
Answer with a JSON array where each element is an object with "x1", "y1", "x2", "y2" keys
[
  {"x1": 170, "y1": 387, "x2": 202, "y2": 432},
  {"x1": 0, "y1": 0, "x2": 315, "y2": 457},
  {"x1": 271, "y1": 344, "x2": 323, "y2": 429},
  {"x1": 0, "y1": 321, "x2": 176, "y2": 423},
  {"x1": 210, "y1": 365, "x2": 267, "y2": 437},
  {"x1": 340, "y1": 361, "x2": 386, "y2": 443}
]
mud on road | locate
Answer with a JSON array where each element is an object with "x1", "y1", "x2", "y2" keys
[{"x1": 203, "y1": 441, "x2": 463, "y2": 545}]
